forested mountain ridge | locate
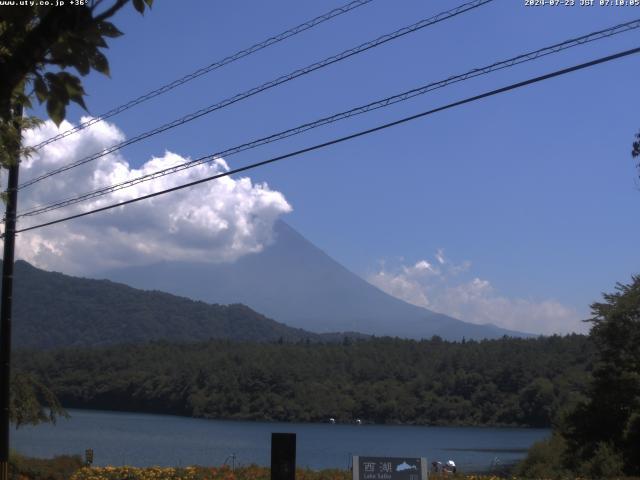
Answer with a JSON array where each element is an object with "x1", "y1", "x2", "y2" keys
[
  {"x1": 4, "y1": 260, "x2": 330, "y2": 348},
  {"x1": 16, "y1": 335, "x2": 594, "y2": 427}
]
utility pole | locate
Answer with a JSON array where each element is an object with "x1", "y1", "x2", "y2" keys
[{"x1": 0, "y1": 103, "x2": 22, "y2": 480}]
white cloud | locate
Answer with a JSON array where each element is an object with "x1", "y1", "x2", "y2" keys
[
  {"x1": 405, "y1": 259, "x2": 436, "y2": 275},
  {"x1": 368, "y1": 251, "x2": 586, "y2": 335},
  {"x1": 8, "y1": 117, "x2": 292, "y2": 274}
]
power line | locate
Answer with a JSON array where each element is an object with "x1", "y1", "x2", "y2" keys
[
  {"x1": 12, "y1": 45, "x2": 640, "y2": 236},
  {"x1": 17, "y1": 18, "x2": 640, "y2": 219},
  {"x1": 18, "y1": 0, "x2": 494, "y2": 190},
  {"x1": 29, "y1": 0, "x2": 375, "y2": 151}
]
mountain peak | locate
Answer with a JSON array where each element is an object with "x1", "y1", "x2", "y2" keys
[{"x1": 103, "y1": 222, "x2": 528, "y2": 340}]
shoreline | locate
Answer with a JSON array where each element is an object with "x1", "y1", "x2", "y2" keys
[{"x1": 53, "y1": 406, "x2": 553, "y2": 430}]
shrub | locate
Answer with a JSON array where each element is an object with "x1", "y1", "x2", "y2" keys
[
  {"x1": 514, "y1": 434, "x2": 571, "y2": 479},
  {"x1": 9, "y1": 452, "x2": 83, "y2": 480},
  {"x1": 576, "y1": 442, "x2": 624, "y2": 479}
]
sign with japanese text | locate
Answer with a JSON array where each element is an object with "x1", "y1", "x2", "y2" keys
[{"x1": 353, "y1": 456, "x2": 427, "y2": 480}]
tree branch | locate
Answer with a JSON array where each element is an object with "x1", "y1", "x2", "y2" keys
[{"x1": 94, "y1": 0, "x2": 129, "y2": 22}]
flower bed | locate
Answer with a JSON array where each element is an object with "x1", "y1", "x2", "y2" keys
[{"x1": 70, "y1": 465, "x2": 352, "y2": 480}]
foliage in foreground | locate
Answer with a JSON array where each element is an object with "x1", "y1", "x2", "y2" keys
[
  {"x1": 9, "y1": 452, "x2": 82, "y2": 480},
  {"x1": 9, "y1": 372, "x2": 67, "y2": 427},
  {"x1": 17, "y1": 334, "x2": 593, "y2": 427},
  {"x1": 65, "y1": 464, "x2": 640, "y2": 480},
  {"x1": 70, "y1": 465, "x2": 351, "y2": 480},
  {"x1": 514, "y1": 435, "x2": 571, "y2": 479},
  {"x1": 6, "y1": 459, "x2": 529, "y2": 480},
  {"x1": 517, "y1": 276, "x2": 640, "y2": 477},
  {"x1": 68, "y1": 465, "x2": 528, "y2": 480},
  {"x1": 563, "y1": 276, "x2": 640, "y2": 475},
  {"x1": 0, "y1": 0, "x2": 153, "y2": 165}
]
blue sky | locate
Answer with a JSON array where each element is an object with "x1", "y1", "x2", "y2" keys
[{"x1": 18, "y1": 0, "x2": 640, "y2": 334}]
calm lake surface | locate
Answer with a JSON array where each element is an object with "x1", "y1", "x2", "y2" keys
[{"x1": 13, "y1": 409, "x2": 549, "y2": 472}]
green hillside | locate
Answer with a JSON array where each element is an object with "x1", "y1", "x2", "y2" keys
[{"x1": 7, "y1": 260, "x2": 322, "y2": 348}]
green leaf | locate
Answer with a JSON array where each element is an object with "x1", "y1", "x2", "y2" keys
[
  {"x1": 20, "y1": 95, "x2": 33, "y2": 110},
  {"x1": 46, "y1": 97, "x2": 66, "y2": 126},
  {"x1": 44, "y1": 73, "x2": 70, "y2": 115},
  {"x1": 73, "y1": 51, "x2": 91, "y2": 76},
  {"x1": 48, "y1": 42, "x2": 73, "y2": 65},
  {"x1": 99, "y1": 21, "x2": 123, "y2": 38},
  {"x1": 132, "y1": 0, "x2": 145, "y2": 14},
  {"x1": 34, "y1": 75, "x2": 48, "y2": 104},
  {"x1": 144, "y1": 0, "x2": 153, "y2": 7},
  {"x1": 83, "y1": 24, "x2": 108, "y2": 48},
  {"x1": 57, "y1": 71, "x2": 83, "y2": 94},
  {"x1": 12, "y1": 83, "x2": 33, "y2": 110},
  {"x1": 62, "y1": 36, "x2": 95, "y2": 76},
  {"x1": 70, "y1": 95, "x2": 87, "y2": 111},
  {"x1": 89, "y1": 50, "x2": 110, "y2": 77},
  {"x1": 57, "y1": 72, "x2": 87, "y2": 111}
]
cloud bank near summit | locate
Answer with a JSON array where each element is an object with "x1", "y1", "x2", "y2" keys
[
  {"x1": 368, "y1": 250, "x2": 586, "y2": 335},
  {"x1": 11, "y1": 118, "x2": 292, "y2": 274}
]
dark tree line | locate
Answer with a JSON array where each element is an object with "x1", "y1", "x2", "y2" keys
[
  {"x1": 517, "y1": 276, "x2": 640, "y2": 478},
  {"x1": 16, "y1": 334, "x2": 593, "y2": 428}
]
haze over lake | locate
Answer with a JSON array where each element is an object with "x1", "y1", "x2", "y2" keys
[{"x1": 13, "y1": 409, "x2": 549, "y2": 472}]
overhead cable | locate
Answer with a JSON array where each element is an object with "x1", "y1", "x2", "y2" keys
[
  {"x1": 19, "y1": 0, "x2": 494, "y2": 189},
  {"x1": 12, "y1": 45, "x2": 640, "y2": 236},
  {"x1": 17, "y1": 18, "x2": 640, "y2": 219},
  {"x1": 29, "y1": 0, "x2": 376, "y2": 151}
]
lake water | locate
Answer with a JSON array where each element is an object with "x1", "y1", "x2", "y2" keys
[{"x1": 13, "y1": 409, "x2": 549, "y2": 473}]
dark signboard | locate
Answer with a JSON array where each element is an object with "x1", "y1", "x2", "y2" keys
[
  {"x1": 353, "y1": 456, "x2": 427, "y2": 480},
  {"x1": 271, "y1": 433, "x2": 296, "y2": 480}
]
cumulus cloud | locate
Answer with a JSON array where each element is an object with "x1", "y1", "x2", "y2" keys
[
  {"x1": 368, "y1": 251, "x2": 586, "y2": 335},
  {"x1": 8, "y1": 117, "x2": 292, "y2": 274}
]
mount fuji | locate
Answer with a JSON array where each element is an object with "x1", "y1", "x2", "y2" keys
[{"x1": 102, "y1": 221, "x2": 529, "y2": 340}]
